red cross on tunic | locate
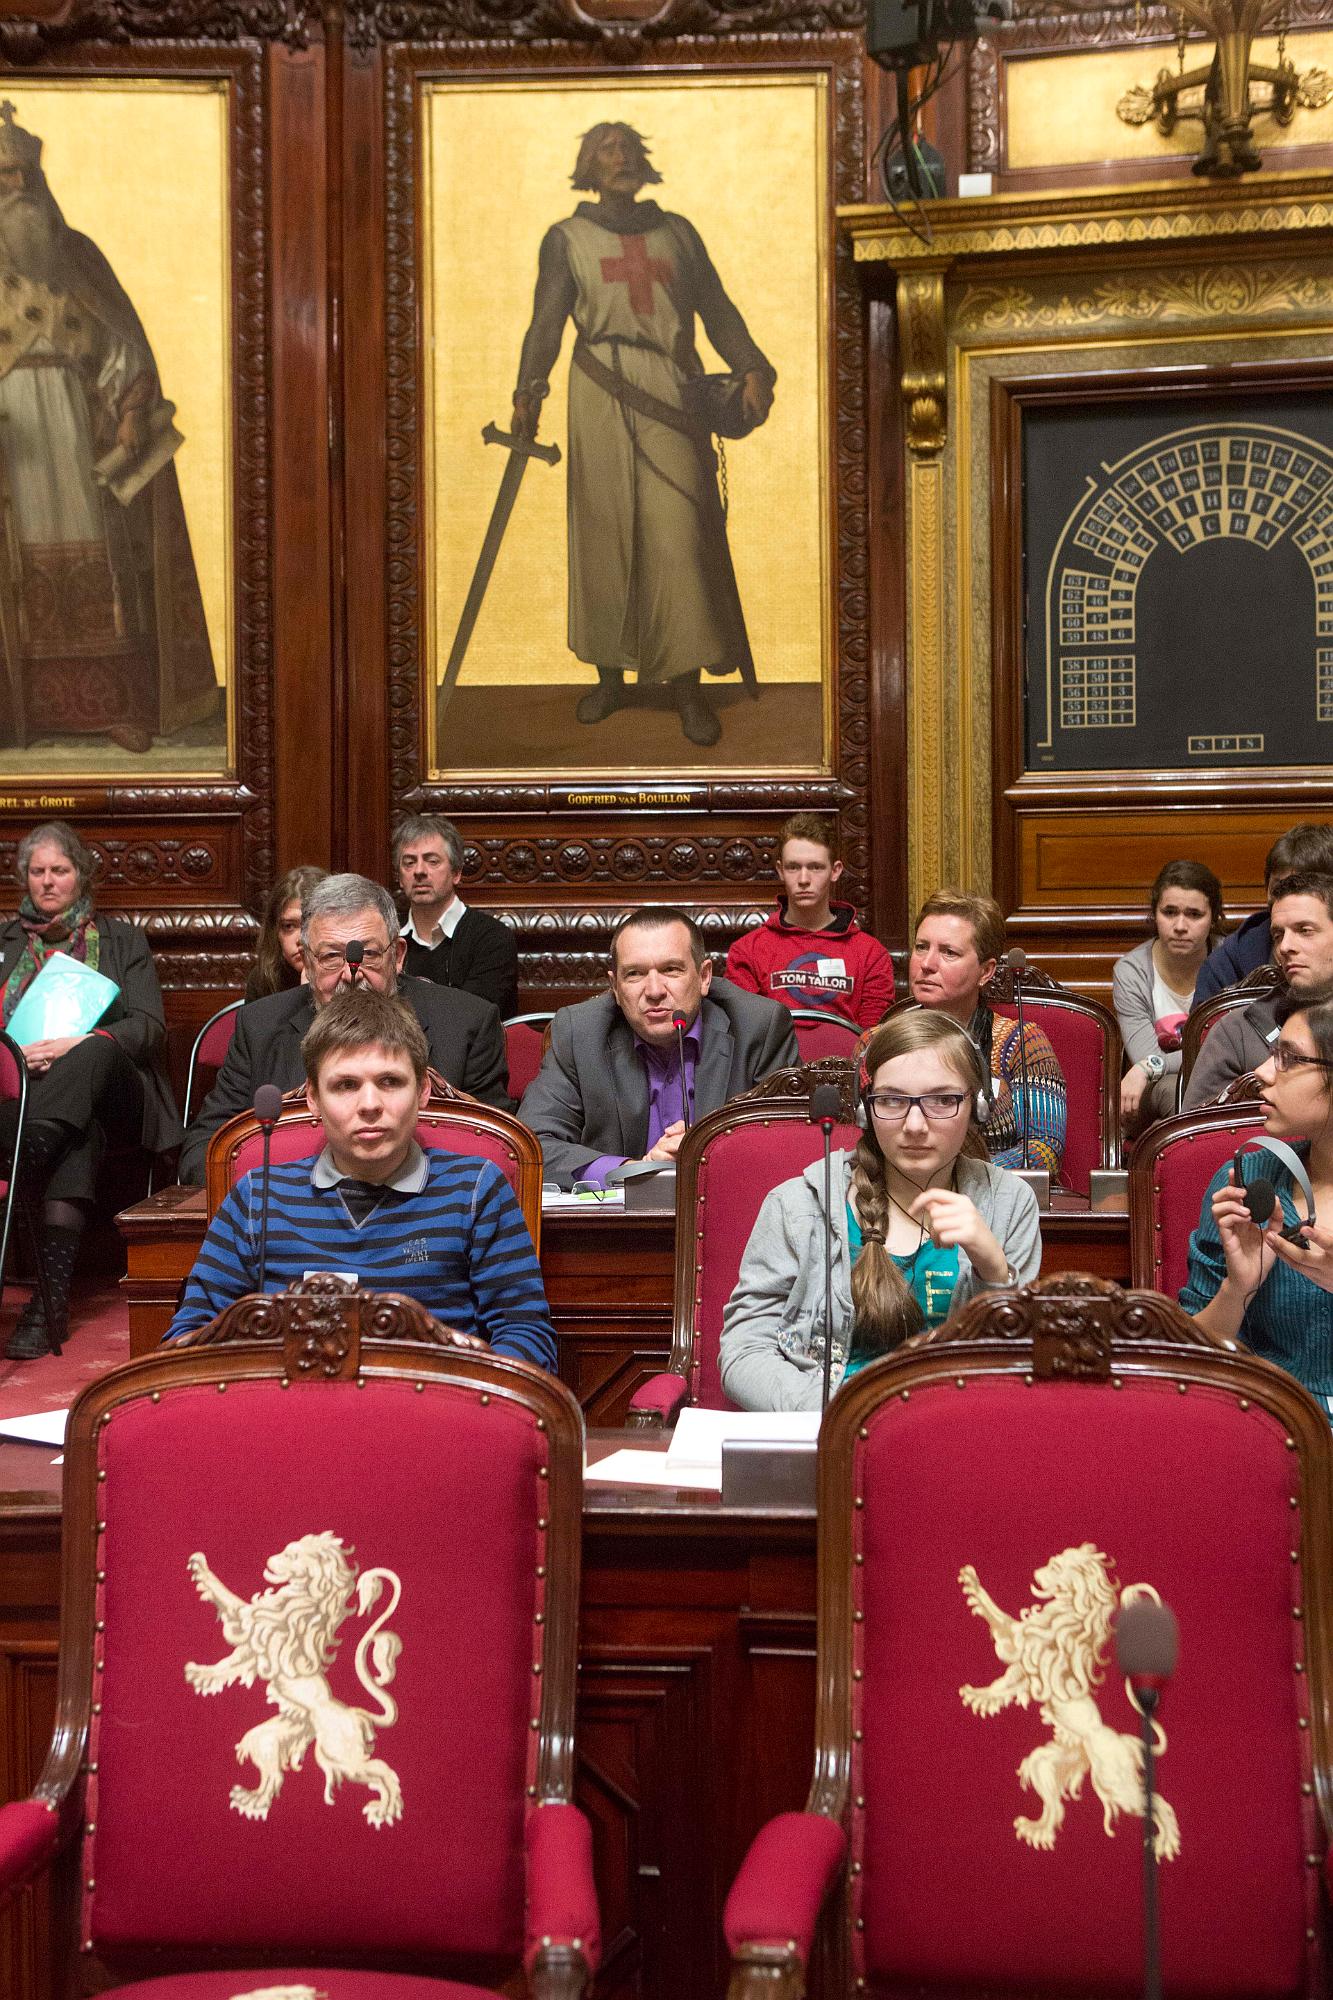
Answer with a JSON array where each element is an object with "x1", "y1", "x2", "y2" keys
[{"x1": 600, "y1": 235, "x2": 674, "y2": 315}]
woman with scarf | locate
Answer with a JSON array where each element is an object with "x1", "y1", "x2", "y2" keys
[{"x1": 0, "y1": 821, "x2": 181, "y2": 1357}]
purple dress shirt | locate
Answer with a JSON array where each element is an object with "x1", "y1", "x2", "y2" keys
[{"x1": 582, "y1": 1019, "x2": 701, "y2": 1188}]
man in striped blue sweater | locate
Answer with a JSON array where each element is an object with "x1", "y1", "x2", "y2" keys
[{"x1": 165, "y1": 987, "x2": 556, "y2": 1369}]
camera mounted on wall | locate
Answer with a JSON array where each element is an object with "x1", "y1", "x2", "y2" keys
[{"x1": 866, "y1": 0, "x2": 1014, "y2": 205}]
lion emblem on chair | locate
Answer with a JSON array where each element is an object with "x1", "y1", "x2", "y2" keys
[
  {"x1": 958, "y1": 1544, "x2": 1180, "y2": 1860},
  {"x1": 185, "y1": 1532, "x2": 404, "y2": 1828}
]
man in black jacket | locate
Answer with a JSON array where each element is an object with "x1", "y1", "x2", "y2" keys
[
  {"x1": 395, "y1": 815, "x2": 519, "y2": 1020},
  {"x1": 178, "y1": 873, "x2": 513, "y2": 1184}
]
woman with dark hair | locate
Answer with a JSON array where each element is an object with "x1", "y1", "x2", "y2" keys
[
  {"x1": 719, "y1": 1010, "x2": 1042, "y2": 1411},
  {"x1": 245, "y1": 866, "x2": 326, "y2": 1002},
  {"x1": 1113, "y1": 859, "x2": 1225, "y2": 1133},
  {"x1": 907, "y1": 888, "x2": 1067, "y2": 1180},
  {"x1": 0, "y1": 820, "x2": 181, "y2": 1357},
  {"x1": 1182, "y1": 991, "x2": 1333, "y2": 1406}
]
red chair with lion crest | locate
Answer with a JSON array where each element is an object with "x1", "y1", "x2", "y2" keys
[
  {"x1": 0, "y1": 1279, "x2": 598, "y2": 1998},
  {"x1": 724, "y1": 1275, "x2": 1333, "y2": 1999}
]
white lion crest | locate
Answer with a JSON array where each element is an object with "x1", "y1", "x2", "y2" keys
[
  {"x1": 959, "y1": 1544, "x2": 1180, "y2": 1860},
  {"x1": 185, "y1": 1531, "x2": 404, "y2": 1828}
]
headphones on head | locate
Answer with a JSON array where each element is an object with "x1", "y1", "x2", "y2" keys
[
  {"x1": 1232, "y1": 1135, "x2": 1316, "y2": 1246},
  {"x1": 856, "y1": 1040, "x2": 989, "y2": 1130}
]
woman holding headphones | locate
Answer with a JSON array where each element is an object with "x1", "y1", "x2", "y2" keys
[
  {"x1": 719, "y1": 1010, "x2": 1042, "y2": 1412},
  {"x1": 1182, "y1": 991, "x2": 1333, "y2": 1404}
]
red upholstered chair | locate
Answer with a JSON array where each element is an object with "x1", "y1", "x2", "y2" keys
[
  {"x1": 181, "y1": 998, "x2": 244, "y2": 1127},
  {"x1": 627, "y1": 1060, "x2": 861, "y2": 1428},
  {"x1": 724, "y1": 1274, "x2": 1333, "y2": 1999},
  {"x1": 504, "y1": 1013, "x2": 554, "y2": 1103},
  {"x1": 1129, "y1": 1102, "x2": 1266, "y2": 1298},
  {"x1": 1179, "y1": 966, "x2": 1279, "y2": 1104},
  {"x1": 789, "y1": 1010, "x2": 864, "y2": 1062},
  {"x1": 986, "y1": 969, "x2": 1123, "y2": 1195},
  {"x1": 205, "y1": 1075, "x2": 543, "y2": 1250},
  {"x1": 0, "y1": 1280, "x2": 596, "y2": 1996}
]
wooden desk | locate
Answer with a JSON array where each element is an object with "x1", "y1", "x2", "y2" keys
[
  {"x1": 0, "y1": 1431, "x2": 811, "y2": 2000},
  {"x1": 118, "y1": 1194, "x2": 1131, "y2": 1423}
]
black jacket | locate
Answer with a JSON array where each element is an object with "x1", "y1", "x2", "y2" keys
[
  {"x1": 0, "y1": 913, "x2": 182, "y2": 1154},
  {"x1": 402, "y1": 907, "x2": 519, "y2": 1020},
  {"x1": 178, "y1": 974, "x2": 513, "y2": 1184}
]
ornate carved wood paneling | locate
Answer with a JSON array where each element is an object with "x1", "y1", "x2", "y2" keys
[{"x1": 347, "y1": 4, "x2": 887, "y2": 958}]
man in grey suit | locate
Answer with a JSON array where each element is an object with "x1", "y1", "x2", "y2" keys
[
  {"x1": 1183, "y1": 871, "x2": 1333, "y2": 1108},
  {"x1": 521, "y1": 906, "x2": 799, "y2": 1188},
  {"x1": 179, "y1": 874, "x2": 512, "y2": 1184}
]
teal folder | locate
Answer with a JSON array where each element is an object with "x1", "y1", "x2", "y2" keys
[{"x1": 6, "y1": 953, "x2": 119, "y2": 1045}]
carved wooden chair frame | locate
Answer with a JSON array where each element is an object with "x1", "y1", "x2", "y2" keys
[
  {"x1": 203, "y1": 1073, "x2": 544, "y2": 1248},
  {"x1": 22, "y1": 1277, "x2": 589, "y2": 1996},
  {"x1": 727, "y1": 1273, "x2": 1333, "y2": 1998}
]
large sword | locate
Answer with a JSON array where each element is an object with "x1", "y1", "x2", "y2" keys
[{"x1": 438, "y1": 420, "x2": 561, "y2": 712}]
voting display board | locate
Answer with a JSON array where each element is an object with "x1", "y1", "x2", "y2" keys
[{"x1": 1023, "y1": 390, "x2": 1333, "y2": 773}]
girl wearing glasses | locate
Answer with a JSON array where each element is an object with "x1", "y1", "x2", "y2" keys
[
  {"x1": 1183, "y1": 993, "x2": 1333, "y2": 1402},
  {"x1": 719, "y1": 1011, "x2": 1042, "y2": 1412}
]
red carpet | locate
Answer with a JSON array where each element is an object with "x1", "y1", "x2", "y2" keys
[{"x1": 0, "y1": 1277, "x2": 130, "y2": 1421}]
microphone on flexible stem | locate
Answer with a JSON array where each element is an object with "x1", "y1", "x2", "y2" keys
[
  {"x1": 344, "y1": 938, "x2": 365, "y2": 983},
  {"x1": 671, "y1": 1011, "x2": 694, "y2": 1129},
  {"x1": 252, "y1": 1083, "x2": 283, "y2": 1294},
  {"x1": 1005, "y1": 947, "x2": 1032, "y2": 1172},
  {"x1": 1116, "y1": 1598, "x2": 1179, "y2": 2000},
  {"x1": 810, "y1": 1084, "x2": 843, "y2": 1412}
]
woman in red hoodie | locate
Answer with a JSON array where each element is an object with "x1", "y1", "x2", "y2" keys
[{"x1": 724, "y1": 814, "x2": 895, "y2": 1030}]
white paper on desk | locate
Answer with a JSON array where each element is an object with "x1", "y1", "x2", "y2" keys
[
  {"x1": 0, "y1": 1409, "x2": 68, "y2": 1446},
  {"x1": 584, "y1": 1447, "x2": 721, "y2": 1491},
  {"x1": 666, "y1": 1408, "x2": 821, "y2": 1474},
  {"x1": 540, "y1": 1188, "x2": 626, "y2": 1212}
]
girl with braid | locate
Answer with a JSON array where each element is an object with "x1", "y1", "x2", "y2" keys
[{"x1": 719, "y1": 1012, "x2": 1042, "y2": 1412}]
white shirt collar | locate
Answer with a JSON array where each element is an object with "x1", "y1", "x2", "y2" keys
[{"x1": 402, "y1": 895, "x2": 467, "y2": 947}]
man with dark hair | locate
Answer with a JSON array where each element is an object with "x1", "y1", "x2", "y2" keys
[
  {"x1": 1193, "y1": 823, "x2": 1333, "y2": 1004},
  {"x1": 520, "y1": 904, "x2": 798, "y2": 1187},
  {"x1": 725, "y1": 813, "x2": 895, "y2": 1029},
  {"x1": 395, "y1": 814, "x2": 519, "y2": 1019},
  {"x1": 1184, "y1": 871, "x2": 1333, "y2": 1107},
  {"x1": 508, "y1": 121, "x2": 776, "y2": 749},
  {"x1": 178, "y1": 872, "x2": 512, "y2": 1183},
  {"x1": 165, "y1": 988, "x2": 555, "y2": 1366}
]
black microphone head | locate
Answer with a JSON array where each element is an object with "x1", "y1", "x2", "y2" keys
[
  {"x1": 671, "y1": 1011, "x2": 689, "y2": 1031},
  {"x1": 810, "y1": 1084, "x2": 842, "y2": 1126},
  {"x1": 1243, "y1": 1177, "x2": 1278, "y2": 1227},
  {"x1": 253, "y1": 1084, "x2": 283, "y2": 1127},
  {"x1": 343, "y1": 939, "x2": 365, "y2": 968},
  {"x1": 1006, "y1": 946, "x2": 1028, "y2": 973},
  {"x1": 1116, "y1": 1598, "x2": 1179, "y2": 1682}
]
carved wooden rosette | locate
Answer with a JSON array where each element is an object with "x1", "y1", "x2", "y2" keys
[
  {"x1": 0, "y1": 4, "x2": 279, "y2": 1004},
  {"x1": 179, "y1": 1271, "x2": 454, "y2": 1378},
  {"x1": 841, "y1": 177, "x2": 1333, "y2": 976}
]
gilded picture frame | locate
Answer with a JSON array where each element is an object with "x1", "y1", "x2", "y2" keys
[{"x1": 417, "y1": 69, "x2": 836, "y2": 783}]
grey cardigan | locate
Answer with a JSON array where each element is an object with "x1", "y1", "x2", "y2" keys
[
  {"x1": 719, "y1": 1150, "x2": 1042, "y2": 1413},
  {"x1": 1112, "y1": 937, "x2": 1192, "y2": 1075}
]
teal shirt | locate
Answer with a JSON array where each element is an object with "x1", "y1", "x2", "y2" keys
[{"x1": 843, "y1": 1201, "x2": 960, "y2": 1378}]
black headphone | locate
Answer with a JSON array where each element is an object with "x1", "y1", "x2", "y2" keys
[{"x1": 1232, "y1": 1136, "x2": 1316, "y2": 1248}]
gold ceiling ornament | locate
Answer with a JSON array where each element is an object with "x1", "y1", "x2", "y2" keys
[{"x1": 1115, "y1": 0, "x2": 1333, "y2": 176}]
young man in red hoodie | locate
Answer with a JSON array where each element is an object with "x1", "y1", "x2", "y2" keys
[{"x1": 725, "y1": 814, "x2": 895, "y2": 1029}]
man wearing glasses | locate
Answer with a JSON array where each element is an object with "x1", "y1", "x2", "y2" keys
[
  {"x1": 178, "y1": 873, "x2": 512, "y2": 1184},
  {"x1": 1184, "y1": 871, "x2": 1333, "y2": 1110}
]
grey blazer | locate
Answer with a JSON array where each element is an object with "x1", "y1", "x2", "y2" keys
[
  {"x1": 520, "y1": 979, "x2": 800, "y2": 1187},
  {"x1": 0, "y1": 913, "x2": 182, "y2": 1154}
]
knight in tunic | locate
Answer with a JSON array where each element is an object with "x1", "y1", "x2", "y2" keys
[
  {"x1": 511, "y1": 121, "x2": 776, "y2": 749},
  {"x1": 0, "y1": 101, "x2": 219, "y2": 756}
]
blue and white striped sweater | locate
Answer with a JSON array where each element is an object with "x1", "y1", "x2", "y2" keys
[{"x1": 165, "y1": 1152, "x2": 556, "y2": 1370}]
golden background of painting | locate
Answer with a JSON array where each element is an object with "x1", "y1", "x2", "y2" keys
[
  {"x1": 1005, "y1": 29, "x2": 1333, "y2": 169},
  {"x1": 422, "y1": 74, "x2": 829, "y2": 725},
  {"x1": 1, "y1": 80, "x2": 231, "y2": 695}
]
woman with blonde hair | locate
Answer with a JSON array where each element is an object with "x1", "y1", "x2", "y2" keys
[{"x1": 719, "y1": 1009, "x2": 1042, "y2": 1411}]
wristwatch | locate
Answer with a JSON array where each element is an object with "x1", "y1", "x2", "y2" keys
[{"x1": 1141, "y1": 1054, "x2": 1166, "y2": 1081}]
